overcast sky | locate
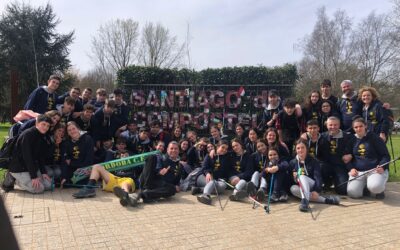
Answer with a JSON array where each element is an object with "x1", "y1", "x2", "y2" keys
[{"x1": 0, "y1": 0, "x2": 395, "y2": 74}]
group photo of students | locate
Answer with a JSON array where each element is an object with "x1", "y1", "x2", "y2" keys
[{"x1": 1, "y1": 75, "x2": 395, "y2": 213}]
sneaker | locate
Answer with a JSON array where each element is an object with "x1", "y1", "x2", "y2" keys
[
  {"x1": 229, "y1": 190, "x2": 247, "y2": 201},
  {"x1": 299, "y1": 198, "x2": 309, "y2": 212},
  {"x1": 197, "y1": 194, "x2": 212, "y2": 205},
  {"x1": 324, "y1": 195, "x2": 340, "y2": 205},
  {"x1": 113, "y1": 186, "x2": 129, "y2": 206},
  {"x1": 270, "y1": 192, "x2": 279, "y2": 202},
  {"x1": 256, "y1": 189, "x2": 266, "y2": 202},
  {"x1": 279, "y1": 192, "x2": 288, "y2": 202},
  {"x1": 246, "y1": 182, "x2": 257, "y2": 196},
  {"x1": 376, "y1": 192, "x2": 385, "y2": 200},
  {"x1": 127, "y1": 193, "x2": 140, "y2": 207},
  {"x1": 72, "y1": 187, "x2": 96, "y2": 198},
  {"x1": 1, "y1": 171, "x2": 15, "y2": 192},
  {"x1": 191, "y1": 186, "x2": 203, "y2": 195}
]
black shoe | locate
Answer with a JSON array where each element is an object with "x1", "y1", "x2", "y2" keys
[
  {"x1": 376, "y1": 192, "x2": 385, "y2": 200},
  {"x1": 256, "y1": 189, "x2": 266, "y2": 202},
  {"x1": 127, "y1": 193, "x2": 140, "y2": 207},
  {"x1": 324, "y1": 195, "x2": 340, "y2": 205},
  {"x1": 246, "y1": 182, "x2": 256, "y2": 196},
  {"x1": 197, "y1": 194, "x2": 212, "y2": 205},
  {"x1": 363, "y1": 188, "x2": 371, "y2": 197},
  {"x1": 191, "y1": 186, "x2": 203, "y2": 195},
  {"x1": 279, "y1": 192, "x2": 288, "y2": 202},
  {"x1": 299, "y1": 198, "x2": 309, "y2": 212},
  {"x1": 229, "y1": 190, "x2": 247, "y2": 201},
  {"x1": 270, "y1": 192, "x2": 279, "y2": 202},
  {"x1": 113, "y1": 186, "x2": 129, "y2": 207},
  {"x1": 1, "y1": 171, "x2": 15, "y2": 192},
  {"x1": 72, "y1": 187, "x2": 96, "y2": 198}
]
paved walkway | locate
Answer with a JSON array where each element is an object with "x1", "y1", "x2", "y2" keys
[{"x1": 2, "y1": 182, "x2": 400, "y2": 249}]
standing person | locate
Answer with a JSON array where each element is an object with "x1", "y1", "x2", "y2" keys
[
  {"x1": 23, "y1": 75, "x2": 61, "y2": 114},
  {"x1": 89, "y1": 88, "x2": 108, "y2": 110},
  {"x1": 276, "y1": 98, "x2": 303, "y2": 155},
  {"x1": 92, "y1": 99, "x2": 117, "y2": 148},
  {"x1": 57, "y1": 87, "x2": 84, "y2": 117},
  {"x1": 73, "y1": 104, "x2": 96, "y2": 137},
  {"x1": 56, "y1": 96, "x2": 75, "y2": 124},
  {"x1": 208, "y1": 125, "x2": 226, "y2": 145},
  {"x1": 259, "y1": 89, "x2": 282, "y2": 132},
  {"x1": 320, "y1": 116, "x2": 352, "y2": 195},
  {"x1": 320, "y1": 79, "x2": 338, "y2": 112},
  {"x1": 80, "y1": 87, "x2": 93, "y2": 106},
  {"x1": 150, "y1": 120, "x2": 171, "y2": 147},
  {"x1": 7, "y1": 115, "x2": 53, "y2": 193},
  {"x1": 113, "y1": 88, "x2": 130, "y2": 129},
  {"x1": 303, "y1": 90, "x2": 322, "y2": 124},
  {"x1": 234, "y1": 123, "x2": 246, "y2": 144},
  {"x1": 61, "y1": 121, "x2": 94, "y2": 185},
  {"x1": 358, "y1": 86, "x2": 389, "y2": 142},
  {"x1": 244, "y1": 128, "x2": 258, "y2": 154},
  {"x1": 338, "y1": 80, "x2": 362, "y2": 132},
  {"x1": 319, "y1": 100, "x2": 340, "y2": 133},
  {"x1": 228, "y1": 139, "x2": 253, "y2": 201},
  {"x1": 346, "y1": 118, "x2": 390, "y2": 199},
  {"x1": 290, "y1": 140, "x2": 340, "y2": 212},
  {"x1": 195, "y1": 141, "x2": 232, "y2": 205}
]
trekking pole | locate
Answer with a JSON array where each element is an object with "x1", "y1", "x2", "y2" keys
[
  {"x1": 213, "y1": 180, "x2": 224, "y2": 211},
  {"x1": 219, "y1": 179, "x2": 269, "y2": 214},
  {"x1": 388, "y1": 134, "x2": 397, "y2": 173},
  {"x1": 297, "y1": 175, "x2": 316, "y2": 220},
  {"x1": 337, "y1": 157, "x2": 400, "y2": 188},
  {"x1": 266, "y1": 173, "x2": 275, "y2": 214}
]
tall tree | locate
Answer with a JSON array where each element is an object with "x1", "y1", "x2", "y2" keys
[
  {"x1": 138, "y1": 22, "x2": 185, "y2": 68},
  {"x1": 0, "y1": 2, "x2": 74, "y2": 112}
]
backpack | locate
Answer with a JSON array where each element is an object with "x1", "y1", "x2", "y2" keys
[
  {"x1": 0, "y1": 136, "x2": 18, "y2": 169},
  {"x1": 179, "y1": 167, "x2": 203, "y2": 192}
]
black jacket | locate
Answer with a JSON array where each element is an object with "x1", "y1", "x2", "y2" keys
[{"x1": 9, "y1": 127, "x2": 49, "y2": 179}]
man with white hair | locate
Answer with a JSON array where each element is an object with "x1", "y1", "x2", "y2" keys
[{"x1": 337, "y1": 80, "x2": 362, "y2": 132}]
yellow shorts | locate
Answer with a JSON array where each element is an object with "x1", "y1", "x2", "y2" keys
[{"x1": 103, "y1": 173, "x2": 135, "y2": 192}]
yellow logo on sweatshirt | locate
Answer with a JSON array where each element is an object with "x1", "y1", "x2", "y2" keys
[
  {"x1": 72, "y1": 146, "x2": 80, "y2": 159},
  {"x1": 358, "y1": 144, "x2": 366, "y2": 157}
]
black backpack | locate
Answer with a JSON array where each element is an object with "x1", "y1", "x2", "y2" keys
[{"x1": 0, "y1": 136, "x2": 18, "y2": 169}]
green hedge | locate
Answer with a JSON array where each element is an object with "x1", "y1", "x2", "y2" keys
[{"x1": 116, "y1": 64, "x2": 298, "y2": 96}]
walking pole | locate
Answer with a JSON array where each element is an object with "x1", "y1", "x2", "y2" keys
[
  {"x1": 219, "y1": 179, "x2": 269, "y2": 214},
  {"x1": 388, "y1": 134, "x2": 397, "y2": 173},
  {"x1": 337, "y1": 157, "x2": 400, "y2": 188},
  {"x1": 266, "y1": 173, "x2": 275, "y2": 214},
  {"x1": 297, "y1": 174, "x2": 316, "y2": 220},
  {"x1": 213, "y1": 180, "x2": 223, "y2": 211}
]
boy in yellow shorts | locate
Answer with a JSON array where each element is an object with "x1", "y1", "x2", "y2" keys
[{"x1": 72, "y1": 138, "x2": 136, "y2": 204}]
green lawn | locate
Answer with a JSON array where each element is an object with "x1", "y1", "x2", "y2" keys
[{"x1": 0, "y1": 124, "x2": 399, "y2": 182}]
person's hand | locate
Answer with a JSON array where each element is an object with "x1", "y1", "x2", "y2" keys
[
  {"x1": 300, "y1": 133, "x2": 308, "y2": 140},
  {"x1": 293, "y1": 171, "x2": 298, "y2": 179},
  {"x1": 376, "y1": 166, "x2": 384, "y2": 174},
  {"x1": 206, "y1": 173, "x2": 212, "y2": 183},
  {"x1": 42, "y1": 174, "x2": 51, "y2": 182},
  {"x1": 159, "y1": 166, "x2": 170, "y2": 176},
  {"x1": 66, "y1": 159, "x2": 71, "y2": 165},
  {"x1": 209, "y1": 149, "x2": 216, "y2": 159},
  {"x1": 349, "y1": 168, "x2": 358, "y2": 177},
  {"x1": 31, "y1": 178, "x2": 41, "y2": 190},
  {"x1": 311, "y1": 191, "x2": 319, "y2": 200},
  {"x1": 60, "y1": 179, "x2": 66, "y2": 188},
  {"x1": 342, "y1": 154, "x2": 352, "y2": 164},
  {"x1": 268, "y1": 166, "x2": 279, "y2": 173},
  {"x1": 230, "y1": 177, "x2": 240, "y2": 186},
  {"x1": 175, "y1": 185, "x2": 180, "y2": 193},
  {"x1": 379, "y1": 133, "x2": 386, "y2": 142}
]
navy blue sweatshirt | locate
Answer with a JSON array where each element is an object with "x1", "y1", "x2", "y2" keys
[
  {"x1": 230, "y1": 151, "x2": 253, "y2": 181},
  {"x1": 187, "y1": 147, "x2": 207, "y2": 169},
  {"x1": 250, "y1": 152, "x2": 268, "y2": 173},
  {"x1": 348, "y1": 132, "x2": 390, "y2": 171},
  {"x1": 61, "y1": 134, "x2": 94, "y2": 179},
  {"x1": 57, "y1": 92, "x2": 83, "y2": 112},
  {"x1": 156, "y1": 156, "x2": 183, "y2": 186},
  {"x1": 290, "y1": 155, "x2": 323, "y2": 193},
  {"x1": 321, "y1": 130, "x2": 353, "y2": 167},
  {"x1": 92, "y1": 108, "x2": 118, "y2": 142},
  {"x1": 23, "y1": 86, "x2": 57, "y2": 114},
  {"x1": 261, "y1": 159, "x2": 290, "y2": 179},
  {"x1": 360, "y1": 100, "x2": 390, "y2": 136},
  {"x1": 9, "y1": 127, "x2": 49, "y2": 179},
  {"x1": 113, "y1": 103, "x2": 130, "y2": 128},
  {"x1": 201, "y1": 154, "x2": 232, "y2": 181},
  {"x1": 337, "y1": 92, "x2": 362, "y2": 132}
]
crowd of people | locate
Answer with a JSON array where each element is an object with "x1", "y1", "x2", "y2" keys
[{"x1": 1, "y1": 75, "x2": 394, "y2": 213}]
